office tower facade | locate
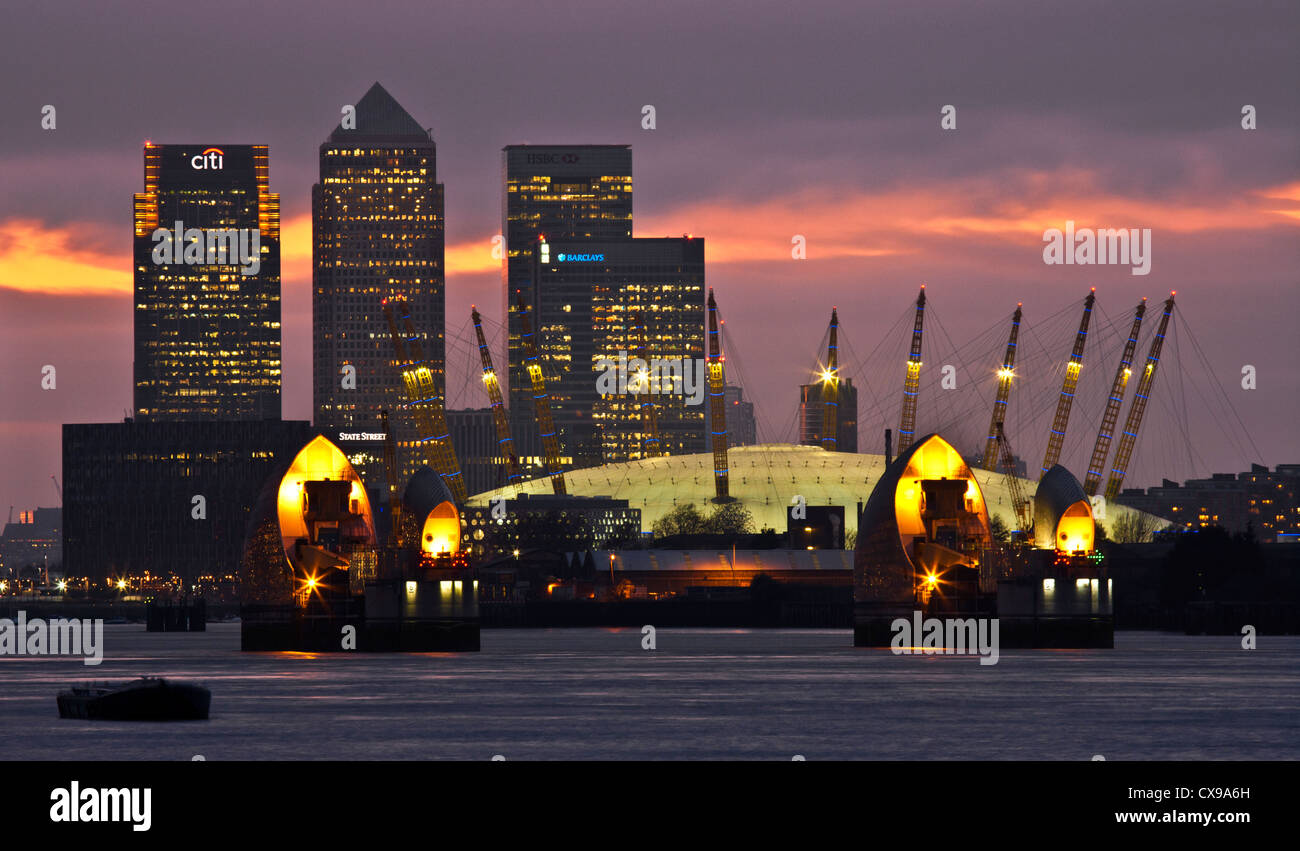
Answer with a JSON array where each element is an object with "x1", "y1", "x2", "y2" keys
[
  {"x1": 314, "y1": 83, "x2": 445, "y2": 489},
  {"x1": 799, "y1": 379, "x2": 858, "y2": 452},
  {"x1": 446, "y1": 408, "x2": 500, "y2": 496},
  {"x1": 133, "y1": 143, "x2": 281, "y2": 420},
  {"x1": 502, "y1": 145, "x2": 632, "y2": 464},
  {"x1": 532, "y1": 237, "x2": 706, "y2": 466},
  {"x1": 62, "y1": 420, "x2": 314, "y2": 584}
]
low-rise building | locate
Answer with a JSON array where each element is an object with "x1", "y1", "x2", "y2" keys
[
  {"x1": 1115, "y1": 463, "x2": 1300, "y2": 542},
  {"x1": 460, "y1": 493, "x2": 641, "y2": 559},
  {"x1": 1, "y1": 507, "x2": 61, "y2": 580}
]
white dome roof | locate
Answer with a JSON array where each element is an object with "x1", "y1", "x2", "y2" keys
[{"x1": 469, "y1": 443, "x2": 1158, "y2": 536}]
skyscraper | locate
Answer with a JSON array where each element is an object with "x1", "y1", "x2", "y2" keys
[
  {"x1": 313, "y1": 83, "x2": 445, "y2": 487},
  {"x1": 133, "y1": 143, "x2": 281, "y2": 420},
  {"x1": 799, "y1": 379, "x2": 858, "y2": 452},
  {"x1": 707, "y1": 384, "x2": 757, "y2": 447},
  {"x1": 532, "y1": 237, "x2": 706, "y2": 465},
  {"x1": 502, "y1": 145, "x2": 632, "y2": 462},
  {"x1": 446, "y1": 408, "x2": 499, "y2": 496}
]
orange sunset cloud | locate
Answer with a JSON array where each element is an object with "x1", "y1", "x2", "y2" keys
[
  {"x1": 635, "y1": 173, "x2": 1299, "y2": 265},
  {"x1": 3, "y1": 176, "x2": 1294, "y2": 297},
  {"x1": 0, "y1": 219, "x2": 131, "y2": 295}
]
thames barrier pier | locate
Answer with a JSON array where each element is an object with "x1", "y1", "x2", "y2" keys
[
  {"x1": 854, "y1": 433, "x2": 1111, "y2": 649},
  {"x1": 239, "y1": 435, "x2": 478, "y2": 652}
]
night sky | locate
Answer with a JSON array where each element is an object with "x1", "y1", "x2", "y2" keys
[{"x1": 1, "y1": 0, "x2": 1296, "y2": 513}]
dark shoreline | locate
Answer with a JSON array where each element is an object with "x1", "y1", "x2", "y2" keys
[{"x1": 5, "y1": 598, "x2": 1296, "y2": 635}]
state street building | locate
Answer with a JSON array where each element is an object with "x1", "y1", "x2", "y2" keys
[{"x1": 312, "y1": 82, "x2": 447, "y2": 489}]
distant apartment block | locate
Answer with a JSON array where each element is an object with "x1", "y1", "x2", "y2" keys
[{"x1": 1115, "y1": 463, "x2": 1300, "y2": 542}]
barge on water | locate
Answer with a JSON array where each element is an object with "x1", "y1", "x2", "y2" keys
[{"x1": 57, "y1": 677, "x2": 210, "y2": 721}]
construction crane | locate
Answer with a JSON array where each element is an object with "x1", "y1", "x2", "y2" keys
[
  {"x1": 820, "y1": 307, "x2": 840, "y2": 451},
  {"x1": 382, "y1": 295, "x2": 467, "y2": 502},
  {"x1": 380, "y1": 409, "x2": 402, "y2": 548},
  {"x1": 517, "y1": 294, "x2": 567, "y2": 494},
  {"x1": 896, "y1": 286, "x2": 926, "y2": 454},
  {"x1": 630, "y1": 310, "x2": 662, "y2": 458},
  {"x1": 1040, "y1": 289, "x2": 1096, "y2": 479},
  {"x1": 1105, "y1": 293, "x2": 1176, "y2": 500},
  {"x1": 980, "y1": 304, "x2": 1023, "y2": 470},
  {"x1": 706, "y1": 289, "x2": 730, "y2": 501},
  {"x1": 997, "y1": 423, "x2": 1032, "y2": 536},
  {"x1": 50, "y1": 476, "x2": 62, "y2": 506},
  {"x1": 471, "y1": 305, "x2": 522, "y2": 486},
  {"x1": 1084, "y1": 299, "x2": 1147, "y2": 496}
]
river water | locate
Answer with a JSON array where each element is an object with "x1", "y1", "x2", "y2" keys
[{"x1": 1, "y1": 625, "x2": 1295, "y2": 760}]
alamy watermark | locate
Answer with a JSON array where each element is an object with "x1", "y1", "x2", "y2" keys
[
  {"x1": 151, "y1": 220, "x2": 261, "y2": 276},
  {"x1": 890, "y1": 611, "x2": 999, "y2": 666},
  {"x1": 0, "y1": 611, "x2": 104, "y2": 665},
  {"x1": 50, "y1": 782, "x2": 150, "y2": 831},
  {"x1": 1042, "y1": 221, "x2": 1151, "y2": 276},
  {"x1": 596, "y1": 351, "x2": 707, "y2": 406}
]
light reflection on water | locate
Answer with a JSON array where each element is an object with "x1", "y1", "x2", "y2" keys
[{"x1": 0, "y1": 624, "x2": 1296, "y2": 761}]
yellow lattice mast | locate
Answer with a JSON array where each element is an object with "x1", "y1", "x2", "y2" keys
[
  {"x1": 896, "y1": 286, "x2": 926, "y2": 454},
  {"x1": 997, "y1": 423, "x2": 1032, "y2": 535},
  {"x1": 707, "y1": 289, "x2": 729, "y2": 500},
  {"x1": 471, "y1": 305, "x2": 521, "y2": 486},
  {"x1": 516, "y1": 294, "x2": 566, "y2": 494},
  {"x1": 1040, "y1": 289, "x2": 1096, "y2": 479},
  {"x1": 1084, "y1": 299, "x2": 1147, "y2": 496},
  {"x1": 980, "y1": 304, "x2": 1023, "y2": 470},
  {"x1": 382, "y1": 295, "x2": 466, "y2": 502},
  {"x1": 820, "y1": 307, "x2": 840, "y2": 451},
  {"x1": 1105, "y1": 293, "x2": 1176, "y2": 500}
]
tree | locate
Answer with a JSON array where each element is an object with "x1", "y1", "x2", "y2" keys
[
  {"x1": 652, "y1": 501, "x2": 755, "y2": 538},
  {"x1": 652, "y1": 503, "x2": 709, "y2": 538},
  {"x1": 1110, "y1": 511, "x2": 1166, "y2": 544},
  {"x1": 704, "y1": 501, "x2": 754, "y2": 535},
  {"x1": 988, "y1": 514, "x2": 1010, "y2": 543}
]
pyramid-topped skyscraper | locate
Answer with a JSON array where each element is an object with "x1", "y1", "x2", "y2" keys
[
  {"x1": 326, "y1": 81, "x2": 430, "y2": 140},
  {"x1": 313, "y1": 83, "x2": 445, "y2": 491}
]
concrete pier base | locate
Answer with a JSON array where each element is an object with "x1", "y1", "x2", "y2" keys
[{"x1": 240, "y1": 605, "x2": 479, "y2": 652}]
